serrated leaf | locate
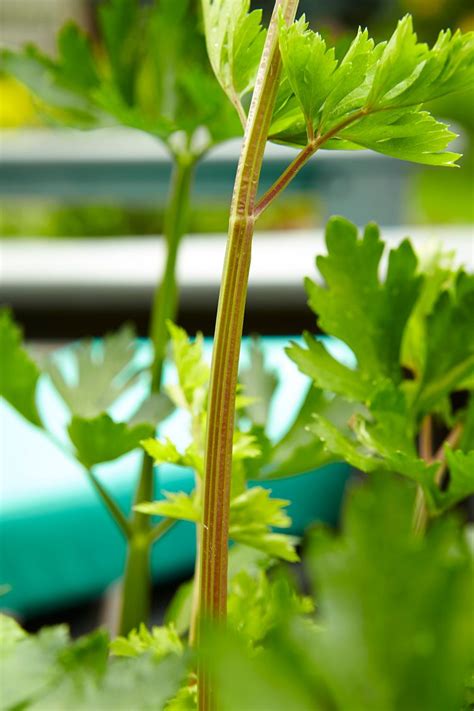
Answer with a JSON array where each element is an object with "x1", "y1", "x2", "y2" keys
[
  {"x1": 269, "y1": 14, "x2": 473, "y2": 166},
  {"x1": 229, "y1": 487, "x2": 299, "y2": 562},
  {"x1": 287, "y1": 335, "x2": 371, "y2": 403},
  {"x1": 279, "y1": 16, "x2": 337, "y2": 139},
  {"x1": 47, "y1": 324, "x2": 141, "y2": 419},
  {"x1": 339, "y1": 109, "x2": 460, "y2": 167},
  {"x1": 2, "y1": 0, "x2": 240, "y2": 149},
  {"x1": 294, "y1": 218, "x2": 421, "y2": 391},
  {"x1": 110, "y1": 623, "x2": 182, "y2": 660},
  {"x1": 240, "y1": 337, "x2": 278, "y2": 426},
  {"x1": 166, "y1": 321, "x2": 209, "y2": 410},
  {"x1": 0, "y1": 308, "x2": 42, "y2": 426},
  {"x1": 202, "y1": 0, "x2": 266, "y2": 119},
  {"x1": 68, "y1": 414, "x2": 154, "y2": 468},
  {"x1": 135, "y1": 492, "x2": 200, "y2": 523}
]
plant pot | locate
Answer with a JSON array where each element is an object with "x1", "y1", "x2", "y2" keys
[{"x1": 0, "y1": 336, "x2": 351, "y2": 617}]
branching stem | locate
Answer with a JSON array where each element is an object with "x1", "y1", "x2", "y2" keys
[
  {"x1": 255, "y1": 109, "x2": 366, "y2": 219},
  {"x1": 85, "y1": 468, "x2": 131, "y2": 539}
]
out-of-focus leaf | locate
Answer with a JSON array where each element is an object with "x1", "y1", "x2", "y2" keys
[
  {"x1": 135, "y1": 492, "x2": 200, "y2": 523},
  {"x1": 240, "y1": 337, "x2": 278, "y2": 426},
  {"x1": 110, "y1": 623, "x2": 182, "y2": 660},
  {"x1": 47, "y1": 324, "x2": 141, "y2": 419},
  {"x1": 0, "y1": 308, "x2": 42, "y2": 427},
  {"x1": 68, "y1": 414, "x2": 154, "y2": 468},
  {"x1": 306, "y1": 476, "x2": 473, "y2": 711}
]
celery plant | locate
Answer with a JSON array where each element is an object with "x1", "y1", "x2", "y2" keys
[
  {"x1": 198, "y1": 2, "x2": 473, "y2": 708},
  {"x1": 1, "y1": 0, "x2": 240, "y2": 634}
]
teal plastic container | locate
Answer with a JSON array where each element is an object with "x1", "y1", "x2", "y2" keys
[{"x1": 0, "y1": 337, "x2": 351, "y2": 616}]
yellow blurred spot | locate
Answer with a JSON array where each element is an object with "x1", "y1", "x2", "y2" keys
[{"x1": 0, "y1": 77, "x2": 40, "y2": 128}]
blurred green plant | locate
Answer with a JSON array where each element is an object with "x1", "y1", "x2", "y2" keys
[
  {"x1": 203, "y1": 475, "x2": 474, "y2": 711},
  {"x1": 1, "y1": 0, "x2": 241, "y2": 635}
]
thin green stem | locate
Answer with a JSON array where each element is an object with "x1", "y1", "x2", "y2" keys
[
  {"x1": 85, "y1": 468, "x2": 131, "y2": 539},
  {"x1": 147, "y1": 516, "x2": 176, "y2": 544},
  {"x1": 150, "y1": 158, "x2": 195, "y2": 391},
  {"x1": 197, "y1": 2, "x2": 299, "y2": 709},
  {"x1": 118, "y1": 157, "x2": 195, "y2": 636},
  {"x1": 118, "y1": 533, "x2": 151, "y2": 636}
]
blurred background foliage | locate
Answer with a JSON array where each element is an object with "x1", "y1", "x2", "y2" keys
[{"x1": 0, "y1": 0, "x2": 472, "y2": 236}]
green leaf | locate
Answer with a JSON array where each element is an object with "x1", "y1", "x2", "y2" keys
[
  {"x1": 263, "y1": 385, "x2": 351, "y2": 479},
  {"x1": 110, "y1": 623, "x2": 182, "y2": 660},
  {"x1": 270, "y1": 15, "x2": 473, "y2": 166},
  {"x1": 434, "y1": 448, "x2": 474, "y2": 513},
  {"x1": 306, "y1": 476, "x2": 473, "y2": 711},
  {"x1": 0, "y1": 308, "x2": 42, "y2": 426},
  {"x1": 240, "y1": 337, "x2": 278, "y2": 426},
  {"x1": 68, "y1": 414, "x2": 154, "y2": 468},
  {"x1": 135, "y1": 492, "x2": 200, "y2": 523},
  {"x1": 338, "y1": 109, "x2": 460, "y2": 167},
  {"x1": 287, "y1": 335, "x2": 371, "y2": 403},
  {"x1": 293, "y1": 218, "x2": 421, "y2": 390},
  {"x1": 0, "y1": 616, "x2": 185, "y2": 711},
  {"x1": 415, "y1": 271, "x2": 474, "y2": 415},
  {"x1": 0, "y1": 621, "x2": 70, "y2": 710},
  {"x1": 47, "y1": 324, "x2": 141, "y2": 419},
  {"x1": 2, "y1": 0, "x2": 240, "y2": 149},
  {"x1": 166, "y1": 322, "x2": 209, "y2": 411},
  {"x1": 229, "y1": 487, "x2": 299, "y2": 562},
  {"x1": 279, "y1": 16, "x2": 337, "y2": 138},
  {"x1": 228, "y1": 569, "x2": 313, "y2": 647},
  {"x1": 201, "y1": 0, "x2": 266, "y2": 118}
]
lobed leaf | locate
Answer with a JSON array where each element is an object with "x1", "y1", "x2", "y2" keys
[
  {"x1": 201, "y1": 0, "x2": 266, "y2": 120},
  {"x1": 46, "y1": 324, "x2": 141, "y2": 420},
  {"x1": 68, "y1": 413, "x2": 154, "y2": 468},
  {"x1": 0, "y1": 308, "x2": 42, "y2": 427}
]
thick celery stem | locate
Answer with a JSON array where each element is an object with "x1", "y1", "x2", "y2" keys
[{"x1": 197, "y1": 2, "x2": 300, "y2": 709}]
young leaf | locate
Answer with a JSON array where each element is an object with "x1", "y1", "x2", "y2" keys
[
  {"x1": 135, "y1": 492, "x2": 200, "y2": 523},
  {"x1": 279, "y1": 16, "x2": 337, "y2": 139},
  {"x1": 201, "y1": 0, "x2": 266, "y2": 123},
  {"x1": 166, "y1": 321, "x2": 209, "y2": 411},
  {"x1": 110, "y1": 623, "x2": 183, "y2": 660},
  {"x1": 68, "y1": 414, "x2": 154, "y2": 468},
  {"x1": 229, "y1": 487, "x2": 299, "y2": 562},
  {"x1": 46, "y1": 324, "x2": 141, "y2": 419},
  {"x1": 0, "y1": 308, "x2": 42, "y2": 427},
  {"x1": 270, "y1": 15, "x2": 474, "y2": 166}
]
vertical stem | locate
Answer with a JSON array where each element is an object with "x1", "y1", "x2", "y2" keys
[
  {"x1": 150, "y1": 158, "x2": 195, "y2": 391},
  {"x1": 118, "y1": 157, "x2": 195, "y2": 636},
  {"x1": 198, "y1": 2, "x2": 299, "y2": 709}
]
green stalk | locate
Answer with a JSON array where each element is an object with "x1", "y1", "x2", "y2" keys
[
  {"x1": 118, "y1": 157, "x2": 195, "y2": 636},
  {"x1": 197, "y1": 2, "x2": 299, "y2": 708}
]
